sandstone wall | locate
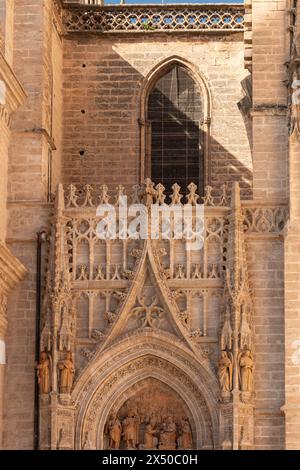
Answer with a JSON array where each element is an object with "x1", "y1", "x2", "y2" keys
[
  {"x1": 62, "y1": 33, "x2": 252, "y2": 194},
  {"x1": 4, "y1": 0, "x2": 62, "y2": 449}
]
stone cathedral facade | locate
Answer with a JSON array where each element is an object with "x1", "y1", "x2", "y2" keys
[{"x1": 0, "y1": 0, "x2": 299, "y2": 451}]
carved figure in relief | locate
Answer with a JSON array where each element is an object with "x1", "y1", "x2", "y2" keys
[
  {"x1": 144, "y1": 419, "x2": 158, "y2": 449},
  {"x1": 58, "y1": 351, "x2": 75, "y2": 394},
  {"x1": 217, "y1": 351, "x2": 233, "y2": 392},
  {"x1": 177, "y1": 417, "x2": 193, "y2": 449},
  {"x1": 108, "y1": 414, "x2": 122, "y2": 449},
  {"x1": 57, "y1": 425, "x2": 67, "y2": 449},
  {"x1": 122, "y1": 413, "x2": 138, "y2": 449},
  {"x1": 239, "y1": 349, "x2": 254, "y2": 392},
  {"x1": 36, "y1": 351, "x2": 51, "y2": 394},
  {"x1": 159, "y1": 416, "x2": 176, "y2": 449}
]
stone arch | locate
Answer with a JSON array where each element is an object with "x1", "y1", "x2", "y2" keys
[
  {"x1": 73, "y1": 332, "x2": 219, "y2": 450},
  {"x1": 139, "y1": 55, "x2": 211, "y2": 185}
]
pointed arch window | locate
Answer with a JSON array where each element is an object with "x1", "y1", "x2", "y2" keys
[{"x1": 147, "y1": 64, "x2": 205, "y2": 197}]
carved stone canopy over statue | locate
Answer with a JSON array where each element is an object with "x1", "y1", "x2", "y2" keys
[
  {"x1": 221, "y1": 307, "x2": 232, "y2": 351},
  {"x1": 58, "y1": 351, "x2": 75, "y2": 394}
]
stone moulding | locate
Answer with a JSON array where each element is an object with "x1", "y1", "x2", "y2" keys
[
  {"x1": 62, "y1": 4, "x2": 245, "y2": 34},
  {"x1": 0, "y1": 242, "x2": 27, "y2": 336},
  {"x1": 0, "y1": 241, "x2": 27, "y2": 295},
  {"x1": 0, "y1": 52, "x2": 27, "y2": 117}
]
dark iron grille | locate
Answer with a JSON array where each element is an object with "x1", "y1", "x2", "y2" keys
[{"x1": 148, "y1": 65, "x2": 204, "y2": 199}]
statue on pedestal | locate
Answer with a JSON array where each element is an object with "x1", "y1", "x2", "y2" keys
[
  {"x1": 36, "y1": 351, "x2": 51, "y2": 394},
  {"x1": 217, "y1": 350, "x2": 233, "y2": 392},
  {"x1": 239, "y1": 349, "x2": 254, "y2": 392},
  {"x1": 58, "y1": 351, "x2": 75, "y2": 394}
]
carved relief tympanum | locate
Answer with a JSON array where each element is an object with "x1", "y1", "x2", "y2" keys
[{"x1": 103, "y1": 379, "x2": 195, "y2": 450}]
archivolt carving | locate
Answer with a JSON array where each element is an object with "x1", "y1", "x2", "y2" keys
[
  {"x1": 39, "y1": 181, "x2": 276, "y2": 450},
  {"x1": 73, "y1": 332, "x2": 218, "y2": 406},
  {"x1": 76, "y1": 355, "x2": 216, "y2": 449}
]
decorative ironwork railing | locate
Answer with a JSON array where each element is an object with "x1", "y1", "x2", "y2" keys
[{"x1": 63, "y1": 4, "x2": 245, "y2": 33}]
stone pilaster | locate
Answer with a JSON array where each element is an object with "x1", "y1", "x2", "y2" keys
[
  {"x1": 0, "y1": 242, "x2": 27, "y2": 447},
  {"x1": 0, "y1": 29, "x2": 27, "y2": 449}
]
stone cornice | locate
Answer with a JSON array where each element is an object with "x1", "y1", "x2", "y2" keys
[
  {"x1": 250, "y1": 104, "x2": 288, "y2": 117},
  {"x1": 0, "y1": 241, "x2": 27, "y2": 295},
  {"x1": 0, "y1": 50, "x2": 27, "y2": 117}
]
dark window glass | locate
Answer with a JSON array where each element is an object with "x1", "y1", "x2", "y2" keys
[{"x1": 148, "y1": 65, "x2": 204, "y2": 199}]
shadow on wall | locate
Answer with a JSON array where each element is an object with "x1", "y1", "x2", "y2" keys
[{"x1": 61, "y1": 39, "x2": 253, "y2": 199}]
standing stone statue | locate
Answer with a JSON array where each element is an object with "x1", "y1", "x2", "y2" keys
[
  {"x1": 144, "y1": 418, "x2": 157, "y2": 449},
  {"x1": 177, "y1": 417, "x2": 193, "y2": 449},
  {"x1": 108, "y1": 414, "x2": 122, "y2": 449},
  {"x1": 159, "y1": 416, "x2": 176, "y2": 449},
  {"x1": 239, "y1": 349, "x2": 254, "y2": 392},
  {"x1": 36, "y1": 351, "x2": 50, "y2": 394},
  {"x1": 217, "y1": 350, "x2": 233, "y2": 392},
  {"x1": 122, "y1": 412, "x2": 138, "y2": 449},
  {"x1": 58, "y1": 351, "x2": 75, "y2": 394}
]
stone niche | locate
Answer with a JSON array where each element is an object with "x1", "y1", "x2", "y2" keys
[{"x1": 103, "y1": 378, "x2": 195, "y2": 450}]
